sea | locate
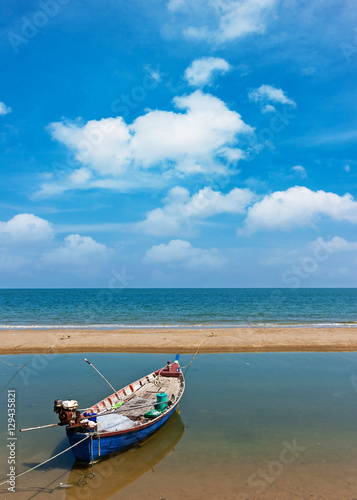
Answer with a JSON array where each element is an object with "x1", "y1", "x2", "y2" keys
[{"x1": 0, "y1": 288, "x2": 356, "y2": 328}]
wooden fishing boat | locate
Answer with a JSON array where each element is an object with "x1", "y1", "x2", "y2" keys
[{"x1": 53, "y1": 355, "x2": 185, "y2": 463}]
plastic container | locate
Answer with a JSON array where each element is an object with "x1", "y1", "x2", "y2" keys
[
  {"x1": 144, "y1": 409, "x2": 162, "y2": 418},
  {"x1": 156, "y1": 392, "x2": 167, "y2": 411}
]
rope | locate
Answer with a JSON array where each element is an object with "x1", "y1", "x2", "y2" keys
[
  {"x1": 181, "y1": 333, "x2": 214, "y2": 376},
  {"x1": 0, "y1": 346, "x2": 55, "y2": 396},
  {"x1": 0, "y1": 359, "x2": 28, "y2": 368},
  {"x1": 0, "y1": 343, "x2": 55, "y2": 369},
  {"x1": 90, "y1": 434, "x2": 95, "y2": 475},
  {"x1": 154, "y1": 367, "x2": 165, "y2": 387},
  {"x1": 0, "y1": 435, "x2": 90, "y2": 487}
]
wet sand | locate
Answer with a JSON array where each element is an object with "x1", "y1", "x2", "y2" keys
[
  {"x1": 1, "y1": 327, "x2": 357, "y2": 354},
  {"x1": 8, "y1": 454, "x2": 357, "y2": 500}
]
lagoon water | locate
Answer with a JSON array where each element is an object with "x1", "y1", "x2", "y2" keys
[
  {"x1": 1, "y1": 352, "x2": 357, "y2": 499},
  {"x1": 0, "y1": 288, "x2": 356, "y2": 328}
]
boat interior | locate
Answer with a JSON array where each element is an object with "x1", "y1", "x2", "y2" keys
[{"x1": 82, "y1": 370, "x2": 185, "y2": 428}]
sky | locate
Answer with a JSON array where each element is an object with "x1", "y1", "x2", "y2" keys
[{"x1": 0, "y1": 0, "x2": 357, "y2": 288}]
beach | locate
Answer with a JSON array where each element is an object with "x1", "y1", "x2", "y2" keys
[{"x1": 1, "y1": 326, "x2": 357, "y2": 354}]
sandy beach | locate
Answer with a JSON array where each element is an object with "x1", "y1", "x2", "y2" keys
[{"x1": 1, "y1": 327, "x2": 357, "y2": 354}]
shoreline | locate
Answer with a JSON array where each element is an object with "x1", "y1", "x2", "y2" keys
[
  {"x1": 1, "y1": 327, "x2": 357, "y2": 354},
  {"x1": 1, "y1": 323, "x2": 357, "y2": 330}
]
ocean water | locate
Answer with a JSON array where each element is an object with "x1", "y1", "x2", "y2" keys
[
  {"x1": 0, "y1": 288, "x2": 356, "y2": 329},
  {"x1": 0, "y1": 352, "x2": 357, "y2": 499}
]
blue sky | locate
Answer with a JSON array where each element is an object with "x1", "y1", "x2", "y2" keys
[{"x1": 0, "y1": 0, "x2": 357, "y2": 287}]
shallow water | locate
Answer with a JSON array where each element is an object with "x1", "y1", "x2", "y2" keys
[
  {"x1": 1, "y1": 288, "x2": 356, "y2": 327},
  {"x1": 1, "y1": 352, "x2": 357, "y2": 499}
]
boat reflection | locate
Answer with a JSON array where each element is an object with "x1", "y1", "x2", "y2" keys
[{"x1": 65, "y1": 409, "x2": 184, "y2": 500}]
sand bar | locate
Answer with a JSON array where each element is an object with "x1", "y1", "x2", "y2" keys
[{"x1": 0, "y1": 327, "x2": 357, "y2": 354}]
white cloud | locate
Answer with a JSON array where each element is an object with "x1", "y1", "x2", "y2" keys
[
  {"x1": 49, "y1": 117, "x2": 132, "y2": 177},
  {"x1": 248, "y1": 84, "x2": 296, "y2": 108},
  {"x1": 68, "y1": 167, "x2": 92, "y2": 185},
  {"x1": 292, "y1": 165, "x2": 307, "y2": 178},
  {"x1": 312, "y1": 236, "x2": 357, "y2": 252},
  {"x1": 0, "y1": 213, "x2": 54, "y2": 245},
  {"x1": 168, "y1": 0, "x2": 278, "y2": 43},
  {"x1": 42, "y1": 234, "x2": 112, "y2": 269},
  {"x1": 41, "y1": 90, "x2": 254, "y2": 196},
  {"x1": 262, "y1": 104, "x2": 276, "y2": 114},
  {"x1": 184, "y1": 57, "x2": 231, "y2": 87},
  {"x1": 0, "y1": 101, "x2": 12, "y2": 115},
  {"x1": 0, "y1": 214, "x2": 113, "y2": 277},
  {"x1": 244, "y1": 186, "x2": 357, "y2": 232},
  {"x1": 143, "y1": 239, "x2": 226, "y2": 269},
  {"x1": 130, "y1": 91, "x2": 252, "y2": 172},
  {"x1": 135, "y1": 185, "x2": 255, "y2": 236}
]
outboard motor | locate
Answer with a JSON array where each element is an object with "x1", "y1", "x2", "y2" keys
[{"x1": 54, "y1": 399, "x2": 79, "y2": 426}]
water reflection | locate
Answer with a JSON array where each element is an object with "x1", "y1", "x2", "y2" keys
[{"x1": 65, "y1": 410, "x2": 184, "y2": 500}]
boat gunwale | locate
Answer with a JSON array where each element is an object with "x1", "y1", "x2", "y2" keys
[{"x1": 67, "y1": 366, "x2": 185, "y2": 439}]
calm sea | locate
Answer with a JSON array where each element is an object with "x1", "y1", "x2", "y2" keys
[
  {"x1": 1, "y1": 352, "x2": 357, "y2": 499},
  {"x1": 0, "y1": 288, "x2": 356, "y2": 329}
]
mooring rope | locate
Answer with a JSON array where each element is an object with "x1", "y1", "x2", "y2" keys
[
  {"x1": 181, "y1": 333, "x2": 214, "y2": 376},
  {"x1": 0, "y1": 435, "x2": 91, "y2": 487},
  {"x1": 0, "y1": 359, "x2": 28, "y2": 367}
]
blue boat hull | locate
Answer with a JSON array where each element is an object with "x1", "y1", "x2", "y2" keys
[{"x1": 67, "y1": 405, "x2": 178, "y2": 462}]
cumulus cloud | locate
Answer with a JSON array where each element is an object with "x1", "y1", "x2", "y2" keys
[
  {"x1": 244, "y1": 186, "x2": 357, "y2": 232},
  {"x1": 49, "y1": 117, "x2": 132, "y2": 177},
  {"x1": 41, "y1": 90, "x2": 254, "y2": 196},
  {"x1": 168, "y1": 0, "x2": 278, "y2": 43},
  {"x1": 135, "y1": 185, "x2": 255, "y2": 236},
  {"x1": 0, "y1": 213, "x2": 112, "y2": 277},
  {"x1": 130, "y1": 91, "x2": 252, "y2": 172},
  {"x1": 184, "y1": 57, "x2": 231, "y2": 87},
  {"x1": 311, "y1": 236, "x2": 357, "y2": 252},
  {"x1": 0, "y1": 101, "x2": 12, "y2": 115},
  {"x1": 248, "y1": 84, "x2": 296, "y2": 110},
  {"x1": 143, "y1": 239, "x2": 226, "y2": 269},
  {"x1": 42, "y1": 234, "x2": 113, "y2": 270},
  {"x1": 0, "y1": 213, "x2": 54, "y2": 245}
]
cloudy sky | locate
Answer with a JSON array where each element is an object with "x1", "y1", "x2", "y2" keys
[{"x1": 1, "y1": 0, "x2": 357, "y2": 287}]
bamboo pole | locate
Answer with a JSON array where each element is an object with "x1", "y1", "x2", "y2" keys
[{"x1": 20, "y1": 423, "x2": 60, "y2": 432}]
